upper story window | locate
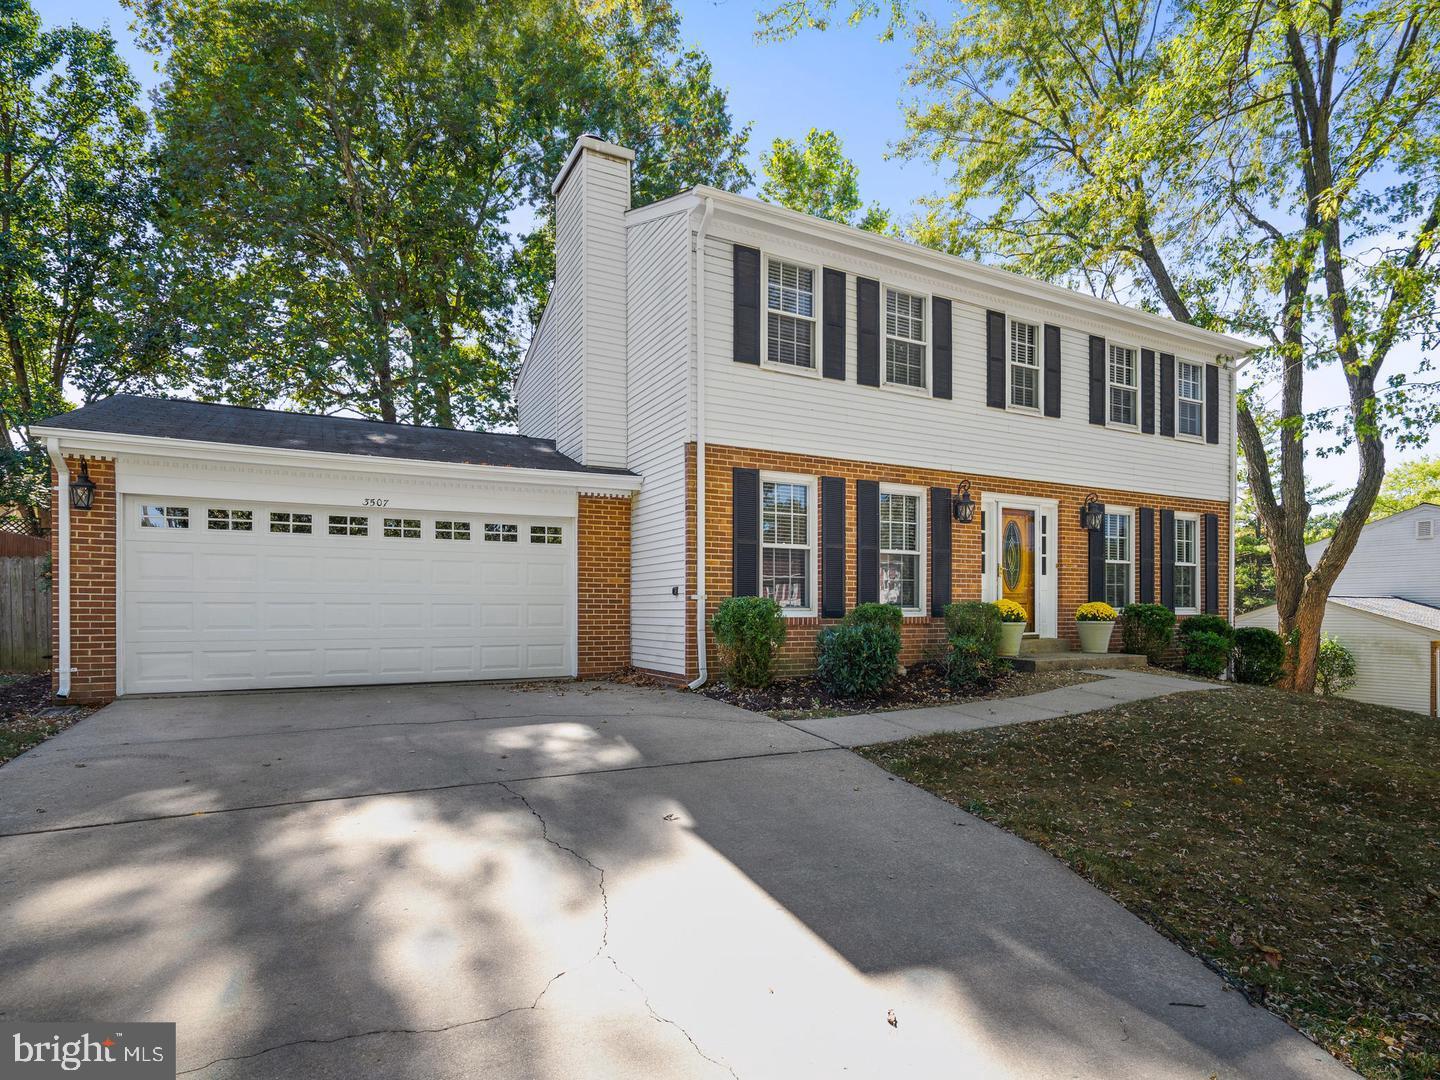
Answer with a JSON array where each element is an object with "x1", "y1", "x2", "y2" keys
[
  {"x1": 1103, "y1": 511, "x2": 1133, "y2": 608},
  {"x1": 879, "y1": 489, "x2": 923, "y2": 611},
  {"x1": 1009, "y1": 320, "x2": 1040, "y2": 410},
  {"x1": 1173, "y1": 515, "x2": 1199, "y2": 612},
  {"x1": 884, "y1": 288, "x2": 926, "y2": 389},
  {"x1": 765, "y1": 259, "x2": 816, "y2": 370},
  {"x1": 1177, "y1": 361, "x2": 1204, "y2": 437},
  {"x1": 761, "y1": 478, "x2": 812, "y2": 611},
  {"x1": 1108, "y1": 344, "x2": 1138, "y2": 427}
]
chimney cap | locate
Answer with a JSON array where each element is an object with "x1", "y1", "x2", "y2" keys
[{"x1": 551, "y1": 135, "x2": 636, "y2": 196}]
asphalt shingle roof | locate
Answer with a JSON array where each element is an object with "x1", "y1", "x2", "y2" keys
[
  {"x1": 38, "y1": 395, "x2": 630, "y2": 476},
  {"x1": 1330, "y1": 596, "x2": 1440, "y2": 633}
]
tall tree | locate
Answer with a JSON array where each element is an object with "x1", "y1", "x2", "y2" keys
[
  {"x1": 759, "y1": 127, "x2": 891, "y2": 231},
  {"x1": 137, "y1": 0, "x2": 749, "y2": 427},
  {"x1": 0, "y1": 0, "x2": 171, "y2": 524},
  {"x1": 1369, "y1": 456, "x2": 1440, "y2": 518},
  {"x1": 760, "y1": 0, "x2": 1440, "y2": 691}
]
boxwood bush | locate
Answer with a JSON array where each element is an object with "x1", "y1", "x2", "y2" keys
[
  {"x1": 844, "y1": 602, "x2": 904, "y2": 632},
  {"x1": 1232, "y1": 626, "x2": 1286, "y2": 685},
  {"x1": 710, "y1": 596, "x2": 786, "y2": 688},
  {"x1": 1177, "y1": 614, "x2": 1234, "y2": 678},
  {"x1": 816, "y1": 623, "x2": 902, "y2": 698},
  {"x1": 942, "y1": 600, "x2": 1006, "y2": 690},
  {"x1": 1119, "y1": 603, "x2": 1176, "y2": 664}
]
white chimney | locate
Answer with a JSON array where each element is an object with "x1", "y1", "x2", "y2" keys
[{"x1": 549, "y1": 135, "x2": 634, "y2": 469}]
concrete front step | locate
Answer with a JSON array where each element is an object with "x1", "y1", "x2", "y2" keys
[
  {"x1": 1019, "y1": 637, "x2": 1073, "y2": 655},
  {"x1": 1011, "y1": 651, "x2": 1148, "y2": 671}
]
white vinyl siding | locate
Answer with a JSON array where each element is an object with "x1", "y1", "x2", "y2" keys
[
  {"x1": 1177, "y1": 361, "x2": 1204, "y2": 437},
  {"x1": 1108, "y1": 344, "x2": 1138, "y2": 427},
  {"x1": 879, "y1": 489, "x2": 924, "y2": 611},
  {"x1": 1305, "y1": 505, "x2": 1440, "y2": 605},
  {"x1": 1173, "y1": 515, "x2": 1199, "y2": 612},
  {"x1": 884, "y1": 287, "x2": 927, "y2": 389},
  {"x1": 515, "y1": 304, "x2": 558, "y2": 440},
  {"x1": 1009, "y1": 320, "x2": 1040, "y2": 410},
  {"x1": 764, "y1": 258, "x2": 817, "y2": 370},
  {"x1": 1103, "y1": 511, "x2": 1133, "y2": 608}
]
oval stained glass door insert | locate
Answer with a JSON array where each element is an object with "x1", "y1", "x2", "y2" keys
[{"x1": 1002, "y1": 521, "x2": 1023, "y2": 590}]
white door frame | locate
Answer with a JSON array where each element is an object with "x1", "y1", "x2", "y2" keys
[{"x1": 981, "y1": 494, "x2": 1059, "y2": 638}]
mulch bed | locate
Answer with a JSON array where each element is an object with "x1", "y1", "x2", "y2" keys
[
  {"x1": 859, "y1": 686, "x2": 1440, "y2": 1079},
  {"x1": 0, "y1": 673, "x2": 98, "y2": 766},
  {"x1": 700, "y1": 661, "x2": 1103, "y2": 720}
]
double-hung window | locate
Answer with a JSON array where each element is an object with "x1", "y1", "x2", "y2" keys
[
  {"x1": 1103, "y1": 511, "x2": 1133, "y2": 608},
  {"x1": 1177, "y1": 361, "x2": 1204, "y2": 437},
  {"x1": 761, "y1": 479, "x2": 812, "y2": 611},
  {"x1": 1173, "y1": 516, "x2": 1199, "y2": 612},
  {"x1": 884, "y1": 287, "x2": 927, "y2": 389},
  {"x1": 765, "y1": 259, "x2": 816, "y2": 370},
  {"x1": 1009, "y1": 320, "x2": 1040, "y2": 409},
  {"x1": 879, "y1": 489, "x2": 923, "y2": 610},
  {"x1": 1108, "y1": 344, "x2": 1138, "y2": 426}
]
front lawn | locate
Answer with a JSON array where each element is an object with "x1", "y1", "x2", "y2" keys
[{"x1": 859, "y1": 686, "x2": 1439, "y2": 1079}]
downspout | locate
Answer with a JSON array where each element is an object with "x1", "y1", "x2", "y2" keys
[
  {"x1": 688, "y1": 196, "x2": 715, "y2": 690},
  {"x1": 46, "y1": 438, "x2": 71, "y2": 698}
]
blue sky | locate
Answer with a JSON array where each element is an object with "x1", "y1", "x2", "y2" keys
[{"x1": 37, "y1": 0, "x2": 1436, "y2": 490}]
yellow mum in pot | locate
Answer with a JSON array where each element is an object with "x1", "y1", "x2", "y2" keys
[{"x1": 995, "y1": 598, "x2": 1028, "y2": 623}]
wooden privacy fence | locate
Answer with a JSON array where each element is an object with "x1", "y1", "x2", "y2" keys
[{"x1": 1, "y1": 534, "x2": 50, "y2": 672}]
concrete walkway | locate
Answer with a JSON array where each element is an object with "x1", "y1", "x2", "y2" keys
[{"x1": 791, "y1": 668, "x2": 1225, "y2": 747}]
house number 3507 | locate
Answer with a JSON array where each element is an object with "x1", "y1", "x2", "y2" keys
[{"x1": 362, "y1": 497, "x2": 390, "y2": 507}]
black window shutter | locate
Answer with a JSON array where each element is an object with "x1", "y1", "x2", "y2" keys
[
  {"x1": 1159, "y1": 353, "x2": 1175, "y2": 436},
  {"x1": 856, "y1": 278, "x2": 880, "y2": 386},
  {"x1": 1159, "y1": 508, "x2": 1175, "y2": 608},
  {"x1": 985, "y1": 310, "x2": 1006, "y2": 409},
  {"x1": 822, "y1": 269, "x2": 846, "y2": 381},
  {"x1": 732, "y1": 246, "x2": 761, "y2": 365},
  {"x1": 932, "y1": 298, "x2": 952, "y2": 400},
  {"x1": 1043, "y1": 324, "x2": 1062, "y2": 417},
  {"x1": 1088, "y1": 335, "x2": 1106, "y2": 425},
  {"x1": 820, "y1": 476, "x2": 847, "y2": 618},
  {"x1": 1087, "y1": 523, "x2": 1106, "y2": 603},
  {"x1": 1141, "y1": 349, "x2": 1156, "y2": 434},
  {"x1": 1203, "y1": 512, "x2": 1220, "y2": 613},
  {"x1": 732, "y1": 468, "x2": 760, "y2": 596},
  {"x1": 856, "y1": 479, "x2": 879, "y2": 604},
  {"x1": 929, "y1": 487, "x2": 951, "y2": 616},
  {"x1": 1138, "y1": 507, "x2": 1155, "y2": 603},
  {"x1": 1205, "y1": 365, "x2": 1220, "y2": 444}
]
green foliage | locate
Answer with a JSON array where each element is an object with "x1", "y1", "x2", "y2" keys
[
  {"x1": 1370, "y1": 457, "x2": 1440, "y2": 521},
  {"x1": 759, "y1": 128, "x2": 891, "y2": 232},
  {"x1": 139, "y1": 0, "x2": 750, "y2": 427},
  {"x1": 815, "y1": 623, "x2": 902, "y2": 698},
  {"x1": 1177, "y1": 615, "x2": 1234, "y2": 678},
  {"x1": 710, "y1": 596, "x2": 787, "y2": 688},
  {"x1": 942, "y1": 601, "x2": 1005, "y2": 690},
  {"x1": 843, "y1": 602, "x2": 903, "y2": 631},
  {"x1": 1233, "y1": 626, "x2": 1286, "y2": 686},
  {"x1": 1316, "y1": 637, "x2": 1359, "y2": 698},
  {"x1": 1119, "y1": 604, "x2": 1176, "y2": 664}
]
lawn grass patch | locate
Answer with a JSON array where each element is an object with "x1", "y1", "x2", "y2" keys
[{"x1": 858, "y1": 686, "x2": 1439, "y2": 1079}]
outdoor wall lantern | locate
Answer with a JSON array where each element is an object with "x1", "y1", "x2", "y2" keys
[
  {"x1": 70, "y1": 458, "x2": 97, "y2": 511},
  {"x1": 1079, "y1": 491, "x2": 1105, "y2": 531},
  {"x1": 952, "y1": 479, "x2": 976, "y2": 524}
]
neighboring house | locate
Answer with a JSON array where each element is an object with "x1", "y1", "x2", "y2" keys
[
  {"x1": 1238, "y1": 503, "x2": 1440, "y2": 715},
  {"x1": 34, "y1": 136, "x2": 1250, "y2": 701}
]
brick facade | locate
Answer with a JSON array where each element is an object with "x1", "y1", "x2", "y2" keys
[
  {"x1": 576, "y1": 493, "x2": 632, "y2": 678},
  {"x1": 50, "y1": 457, "x2": 118, "y2": 702},
  {"x1": 688, "y1": 443, "x2": 1229, "y2": 680}
]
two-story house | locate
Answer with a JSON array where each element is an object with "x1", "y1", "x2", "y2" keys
[
  {"x1": 34, "y1": 135, "x2": 1248, "y2": 701},
  {"x1": 519, "y1": 136, "x2": 1249, "y2": 683}
]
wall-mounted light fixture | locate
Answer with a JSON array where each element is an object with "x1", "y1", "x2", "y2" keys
[
  {"x1": 1079, "y1": 491, "x2": 1105, "y2": 531},
  {"x1": 952, "y1": 479, "x2": 976, "y2": 524},
  {"x1": 69, "y1": 458, "x2": 96, "y2": 511}
]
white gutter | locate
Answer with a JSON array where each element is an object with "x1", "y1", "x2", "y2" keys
[
  {"x1": 45, "y1": 438, "x2": 71, "y2": 698},
  {"x1": 688, "y1": 196, "x2": 715, "y2": 690}
]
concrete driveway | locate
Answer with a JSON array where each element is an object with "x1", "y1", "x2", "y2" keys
[{"x1": 0, "y1": 682, "x2": 1350, "y2": 1079}]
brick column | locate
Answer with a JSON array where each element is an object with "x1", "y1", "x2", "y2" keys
[
  {"x1": 50, "y1": 457, "x2": 118, "y2": 702},
  {"x1": 577, "y1": 493, "x2": 631, "y2": 677}
]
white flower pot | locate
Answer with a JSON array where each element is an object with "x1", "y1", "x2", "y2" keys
[
  {"x1": 1077, "y1": 620, "x2": 1116, "y2": 654},
  {"x1": 998, "y1": 622, "x2": 1025, "y2": 657}
]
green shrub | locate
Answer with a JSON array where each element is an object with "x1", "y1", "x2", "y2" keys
[
  {"x1": 1233, "y1": 626, "x2": 1286, "y2": 685},
  {"x1": 710, "y1": 596, "x2": 786, "y2": 688},
  {"x1": 1119, "y1": 603, "x2": 1176, "y2": 664},
  {"x1": 1178, "y1": 613, "x2": 1234, "y2": 641},
  {"x1": 1180, "y1": 630, "x2": 1231, "y2": 678},
  {"x1": 844, "y1": 602, "x2": 904, "y2": 632},
  {"x1": 1316, "y1": 635, "x2": 1358, "y2": 697},
  {"x1": 816, "y1": 623, "x2": 902, "y2": 698},
  {"x1": 942, "y1": 601, "x2": 1006, "y2": 691}
]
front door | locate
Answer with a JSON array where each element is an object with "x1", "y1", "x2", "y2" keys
[{"x1": 998, "y1": 507, "x2": 1036, "y2": 632}]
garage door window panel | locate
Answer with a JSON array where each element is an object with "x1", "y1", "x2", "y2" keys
[
  {"x1": 436, "y1": 520, "x2": 471, "y2": 540},
  {"x1": 384, "y1": 517, "x2": 421, "y2": 538},
  {"x1": 207, "y1": 508, "x2": 253, "y2": 531},
  {"x1": 141, "y1": 505, "x2": 189, "y2": 529},
  {"x1": 485, "y1": 523, "x2": 518, "y2": 542},
  {"x1": 328, "y1": 515, "x2": 369, "y2": 536},
  {"x1": 270, "y1": 512, "x2": 313, "y2": 534},
  {"x1": 530, "y1": 525, "x2": 563, "y2": 545}
]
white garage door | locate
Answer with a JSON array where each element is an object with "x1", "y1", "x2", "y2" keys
[{"x1": 120, "y1": 496, "x2": 574, "y2": 693}]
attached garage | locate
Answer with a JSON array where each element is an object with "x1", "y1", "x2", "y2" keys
[{"x1": 34, "y1": 396, "x2": 639, "y2": 700}]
